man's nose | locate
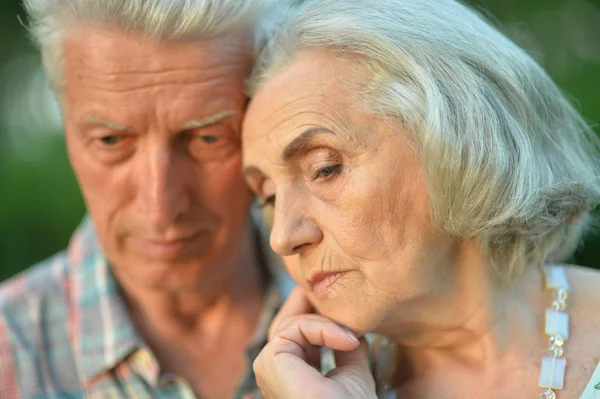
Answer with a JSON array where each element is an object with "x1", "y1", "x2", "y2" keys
[
  {"x1": 136, "y1": 140, "x2": 190, "y2": 228},
  {"x1": 269, "y1": 185, "x2": 322, "y2": 256}
]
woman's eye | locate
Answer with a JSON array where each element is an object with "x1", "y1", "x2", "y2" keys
[
  {"x1": 258, "y1": 194, "x2": 276, "y2": 208},
  {"x1": 313, "y1": 164, "x2": 342, "y2": 181}
]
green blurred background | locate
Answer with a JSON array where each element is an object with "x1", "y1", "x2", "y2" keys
[{"x1": 0, "y1": 0, "x2": 599, "y2": 282}]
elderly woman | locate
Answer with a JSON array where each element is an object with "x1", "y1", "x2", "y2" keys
[{"x1": 242, "y1": 0, "x2": 600, "y2": 397}]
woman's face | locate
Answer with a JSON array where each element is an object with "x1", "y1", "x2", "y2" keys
[{"x1": 243, "y1": 50, "x2": 459, "y2": 335}]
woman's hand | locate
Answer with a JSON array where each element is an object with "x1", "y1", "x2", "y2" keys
[{"x1": 254, "y1": 287, "x2": 377, "y2": 399}]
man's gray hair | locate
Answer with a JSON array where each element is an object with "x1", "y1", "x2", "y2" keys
[
  {"x1": 24, "y1": 0, "x2": 280, "y2": 90},
  {"x1": 250, "y1": 0, "x2": 600, "y2": 281}
]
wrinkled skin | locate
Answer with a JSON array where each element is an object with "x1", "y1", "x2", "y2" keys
[
  {"x1": 62, "y1": 27, "x2": 254, "y2": 291},
  {"x1": 243, "y1": 50, "x2": 458, "y2": 336}
]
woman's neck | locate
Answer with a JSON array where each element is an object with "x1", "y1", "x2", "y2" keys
[{"x1": 377, "y1": 242, "x2": 547, "y2": 378}]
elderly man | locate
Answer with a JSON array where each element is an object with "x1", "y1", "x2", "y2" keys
[{"x1": 0, "y1": 1, "x2": 291, "y2": 398}]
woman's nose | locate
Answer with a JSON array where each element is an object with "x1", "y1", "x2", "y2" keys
[{"x1": 269, "y1": 186, "x2": 323, "y2": 256}]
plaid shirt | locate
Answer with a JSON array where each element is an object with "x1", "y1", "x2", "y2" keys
[{"x1": 0, "y1": 217, "x2": 293, "y2": 399}]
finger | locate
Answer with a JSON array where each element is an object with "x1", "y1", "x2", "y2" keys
[
  {"x1": 254, "y1": 349, "x2": 329, "y2": 399},
  {"x1": 305, "y1": 344, "x2": 322, "y2": 370},
  {"x1": 333, "y1": 337, "x2": 371, "y2": 373},
  {"x1": 328, "y1": 338, "x2": 376, "y2": 391},
  {"x1": 273, "y1": 317, "x2": 360, "y2": 356},
  {"x1": 269, "y1": 286, "x2": 314, "y2": 340},
  {"x1": 271, "y1": 313, "x2": 330, "y2": 342}
]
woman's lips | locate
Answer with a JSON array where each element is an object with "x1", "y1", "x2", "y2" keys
[{"x1": 307, "y1": 271, "x2": 349, "y2": 298}]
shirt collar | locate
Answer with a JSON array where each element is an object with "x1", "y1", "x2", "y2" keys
[
  {"x1": 244, "y1": 218, "x2": 295, "y2": 361},
  {"x1": 245, "y1": 278, "x2": 284, "y2": 361},
  {"x1": 66, "y1": 216, "x2": 295, "y2": 384},
  {"x1": 67, "y1": 217, "x2": 142, "y2": 383}
]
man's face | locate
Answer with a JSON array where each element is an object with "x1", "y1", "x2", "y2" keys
[{"x1": 62, "y1": 27, "x2": 253, "y2": 290}]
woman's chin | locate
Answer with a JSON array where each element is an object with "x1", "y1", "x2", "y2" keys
[{"x1": 312, "y1": 301, "x2": 381, "y2": 337}]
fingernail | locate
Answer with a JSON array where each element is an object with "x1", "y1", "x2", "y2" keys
[{"x1": 342, "y1": 327, "x2": 359, "y2": 342}]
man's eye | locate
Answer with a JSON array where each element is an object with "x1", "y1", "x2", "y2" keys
[
  {"x1": 313, "y1": 164, "x2": 342, "y2": 181},
  {"x1": 199, "y1": 135, "x2": 219, "y2": 144},
  {"x1": 99, "y1": 136, "x2": 121, "y2": 146}
]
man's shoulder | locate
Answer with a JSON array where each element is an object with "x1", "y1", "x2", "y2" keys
[
  {"x1": 0, "y1": 252, "x2": 84, "y2": 398},
  {"x1": 0, "y1": 251, "x2": 73, "y2": 351},
  {"x1": 0, "y1": 250, "x2": 71, "y2": 313}
]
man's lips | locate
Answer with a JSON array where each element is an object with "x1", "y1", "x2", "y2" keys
[
  {"x1": 132, "y1": 232, "x2": 207, "y2": 261},
  {"x1": 307, "y1": 271, "x2": 349, "y2": 298}
]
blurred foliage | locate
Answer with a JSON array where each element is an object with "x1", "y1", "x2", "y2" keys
[
  {"x1": 0, "y1": 138, "x2": 85, "y2": 279},
  {"x1": 0, "y1": 0, "x2": 598, "y2": 282}
]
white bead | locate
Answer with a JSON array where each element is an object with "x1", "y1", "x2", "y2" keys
[
  {"x1": 539, "y1": 356, "x2": 566, "y2": 389},
  {"x1": 540, "y1": 266, "x2": 570, "y2": 397},
  {"x1": 545, "y1": 266, "x2": 569, "y2": 290},
  {"x1": 545, "y1": 309, "x2": 569, "y2": 340}
]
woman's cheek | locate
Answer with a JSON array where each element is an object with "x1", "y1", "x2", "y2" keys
[{"x1": 282, "y1": 255, "x2": 301, "y2": 281}]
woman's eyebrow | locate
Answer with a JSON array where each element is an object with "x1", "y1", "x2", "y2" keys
[
  {"x1": 281, "y1": 127, "x2": 335, "y2": 161},
  {"x1": 243, "y1": 165, "x2": 264, "y2": 179},
  {"x1": 243, "y1": 126, "x2": 336, "y2": 179}
]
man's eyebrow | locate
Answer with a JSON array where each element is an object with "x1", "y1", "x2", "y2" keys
[
  {"x1": 80, "y1": 116, "x2": 131, "y2": 131},
  {"x1": 282, "y1": 127, "x2": 335, "y2": 161},
  {"x1": 180, "y1": 110, "x2": 235, "y2": 130}
]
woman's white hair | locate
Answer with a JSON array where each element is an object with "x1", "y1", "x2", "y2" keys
[
  {"x1": 250, "y1": 0, "x2": 600, "y2": 281},
  {"x1": 24, "y1": 0, "x2": 282, "y2": 90}
]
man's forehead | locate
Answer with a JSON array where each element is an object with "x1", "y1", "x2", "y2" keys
[{"x1": 63, "y1": 25, "x2": 253, "y2": 75}]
